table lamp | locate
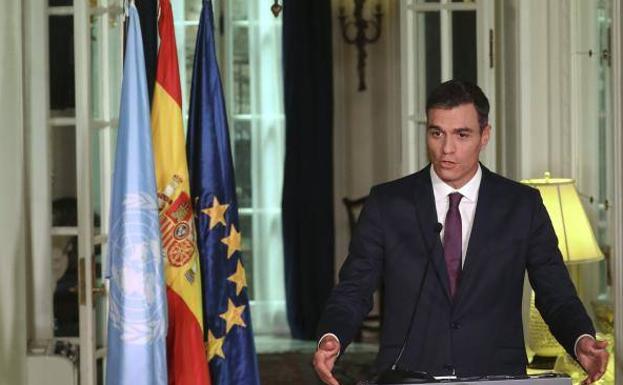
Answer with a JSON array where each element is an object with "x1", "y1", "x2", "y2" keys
[{"x1": 521, "y1": 172, "x2": 604, "y2": 368}]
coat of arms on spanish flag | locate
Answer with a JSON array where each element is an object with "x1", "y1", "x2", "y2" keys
[{"x1": 151, "y1": 0, "x2": 211, "y2": 383}]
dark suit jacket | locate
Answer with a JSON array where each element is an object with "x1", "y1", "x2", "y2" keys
[{"x1": 317, "y1": 165, "x2": 595, "y2": 377}]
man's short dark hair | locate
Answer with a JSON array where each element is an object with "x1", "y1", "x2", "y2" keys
[{"x1": 426, "y1": 79, "x2": 490, "y2": 129}]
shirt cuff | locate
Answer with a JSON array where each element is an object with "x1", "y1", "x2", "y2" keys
[
  {"x1": 318, "y1": 333, "x2": 341, "y2": 357},
  {"x1": 574, "y1": 334, "x2": 595, "y2": 358}
]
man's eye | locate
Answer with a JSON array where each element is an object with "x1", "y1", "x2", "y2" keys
[
  {"x1": 431, "y1": 130, "x2": 441, "y2": 137},
  {"x1": 458, "y1": 132, "x2": 470, "y2": 138}
]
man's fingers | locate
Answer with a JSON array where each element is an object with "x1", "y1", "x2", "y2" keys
[
  {"x1": 322, "y1": 372, "x2": 340, "y2": 385},
  {"x1": 589, "y1": 369, "x2": 605, "y2": 384},
  {"x1": 600, "y1": 351, "x2": 609, "y2": 372},
  {"x1": 594, "y1": 340, "x2": 608, "y2": 350},
  {"x1": 588, "y1": 344, "x2": 607, "y2": 355},
  {"x1": 588, "y1": 344, "x2": 608, "y2": 374},
  {"x1": 584, "y1": 339, "x2": 608, "y2": 354},
  {"x1": 315, "y1": 363, "x2": 339, "y2": 385},
  {"x1": 582, "y1": 371, "x2": 602, "y2": 385},
  {"x1": 580, "y1": 349, "x2": 608, "y2": 385},
  {"x1": 314, "y1": 335, "x2": 341, "y2": 385},
  {"x1": 313, "y1": 350, "x2": 340, "y2": 385},
  {"x1": 315, "y1": 361, "x2": 337, "y2": 385},
  {"x1": 598, "y1": 354, "x2": 609, "y2": 381}
]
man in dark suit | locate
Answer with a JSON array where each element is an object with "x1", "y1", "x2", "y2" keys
[{"x1": 313, "y1": 80, "x2": 608, "y2": 385}]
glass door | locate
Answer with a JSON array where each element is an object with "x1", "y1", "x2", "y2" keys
[
  {"x1": 571, "y1": 0, "x2": 615, "y2": 383},
  {"x1": 47, "y1": 0, "x2": 123, "y2": 383}
]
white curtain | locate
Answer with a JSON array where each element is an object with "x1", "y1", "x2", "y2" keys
[
  {"x1": 0, "y1": 0, "x2": 27, "y2": 383},
  {"x1": 248, "y1": 1, "x2": 288, "y2": 336}
]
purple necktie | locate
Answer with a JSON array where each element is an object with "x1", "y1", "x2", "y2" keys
[{"x1": 443, "y1": 192, "x2": 463, "y2": 298}]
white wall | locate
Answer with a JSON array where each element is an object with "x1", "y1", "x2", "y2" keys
[
  {"x1": 0, "y1": 0, "x2": 27, "y2": 384},
  {"x1": 332, "y1": 0, "x2": 402, "y2": 274}
]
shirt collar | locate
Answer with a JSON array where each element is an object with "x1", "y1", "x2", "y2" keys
[{"x1": 430, "y1": 164, "x2": 482, "y2": 203}]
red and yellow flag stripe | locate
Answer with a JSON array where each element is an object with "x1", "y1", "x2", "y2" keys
[{"x1": 151, "y1": 0, "x2": 210, "y2": 384}]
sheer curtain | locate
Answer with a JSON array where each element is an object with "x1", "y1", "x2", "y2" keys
[{"x1": 246, "y1": 1, "x2": 288, "y2": 336}]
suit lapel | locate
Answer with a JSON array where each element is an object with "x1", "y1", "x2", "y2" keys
[
  {"x1": 413, "y1": 165, "x2": 451, "y2": 302},
  {"x1": 454, "y1": 165, "x2": 494, "y2": 305}
]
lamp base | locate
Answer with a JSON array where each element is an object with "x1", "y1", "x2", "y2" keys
[{"x1": 529, "y1": 355, "x2": 558, "y2": 370}]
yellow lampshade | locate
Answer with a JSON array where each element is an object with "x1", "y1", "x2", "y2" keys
[
  {"x1": 521, "y1": 173, "x2": 603, "y2": 264},
  {"x1": 522, "y1": 173, "x2": 605, "y2": 367}
]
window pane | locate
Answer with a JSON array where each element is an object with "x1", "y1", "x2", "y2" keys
[
  {"x1": 231, "y1": 0, "x2": 248, "y2": 21},
  {"x1": 49, "y1": 15, "x2": 75, "y2": 112},
  {"x1": 233, "y1": 120, "x2": 252, "y2": 208},
  {"x1": 90, "y1": 14, "x2": 102, "y2": 119},
  {"x1": 415, "y1": 12, "x2": 441, "y2": 98},
  {"x1": 185, "y1": 0, "x2": 202, "y2": 22},
  {"x1": 233, "y1": 26, "x2": 250, "y2": 115},
  {"x1": 52, "y1": 229, "x2": 78, "y2": 337},
  {"x1": 95, "y1": 247, "x2": 106, "y2": 348},
  {"x1": 452, "y1": 11, "x2": 477, "y2": 84},
  {"x1": 109, "y1": 17, "x2": 123, "y2": 121},
  {"x1": 91, "y1": 126, "x2": 102, "y2": 229},
  {"x1": 596, "y1": 4, "x2": 612, "y2": 247},
  {"x1": 51, "y1": 125, "x2": 77, "y2": 199},
  {"x1": 49, "y1": 0, "x2": 72, "y2": 7},
  {"x1": 238, "y1": 214, "x2": 254, "y2": 299},
  {"x1": 183, "y1": 25, "x2": 200, "y2": 113}
]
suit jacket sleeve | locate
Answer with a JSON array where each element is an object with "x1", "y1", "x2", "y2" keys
[
  {"x1": 526, "y1": 189, "x2": 596, "y2": 358},
  {"x1": 316, "y1": 186, "x2": 385, "y2": 353}
]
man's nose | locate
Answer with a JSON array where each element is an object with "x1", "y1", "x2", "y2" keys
[{"x1": 442, "y1": 138, "x2": 455, "y2": 153}]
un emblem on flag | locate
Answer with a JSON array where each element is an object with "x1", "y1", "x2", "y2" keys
[{"x1": 108, "y1": 193, "x2": 167, "y2": 344}]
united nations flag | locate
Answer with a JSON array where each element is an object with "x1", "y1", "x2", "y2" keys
[{"x1": 105, "y1": 4, "x2": 167, "y2": 385}]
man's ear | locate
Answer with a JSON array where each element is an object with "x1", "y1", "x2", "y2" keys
[{"x1": 480, "y1": 124, "x2": 491, "y2": 148}]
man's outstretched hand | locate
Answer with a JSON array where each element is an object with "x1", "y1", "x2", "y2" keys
[
  {"x1": 576, "y1": 335, "x2": 609, "y2": 385},
  {"x1": 313, "y1": 335, "x2": 341, "y2": 385}
]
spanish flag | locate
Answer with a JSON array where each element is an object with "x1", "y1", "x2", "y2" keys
[{"x1": 151, "y1": 0, "x2": 211, "y2": 383}]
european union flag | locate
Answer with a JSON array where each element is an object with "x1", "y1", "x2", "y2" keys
[
  {"x1": 105, "y1": 4, "x2": 168, "y2": 385},
  {"x1": 186, "y1": 2, "x2": 261, "y2": 385}
]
